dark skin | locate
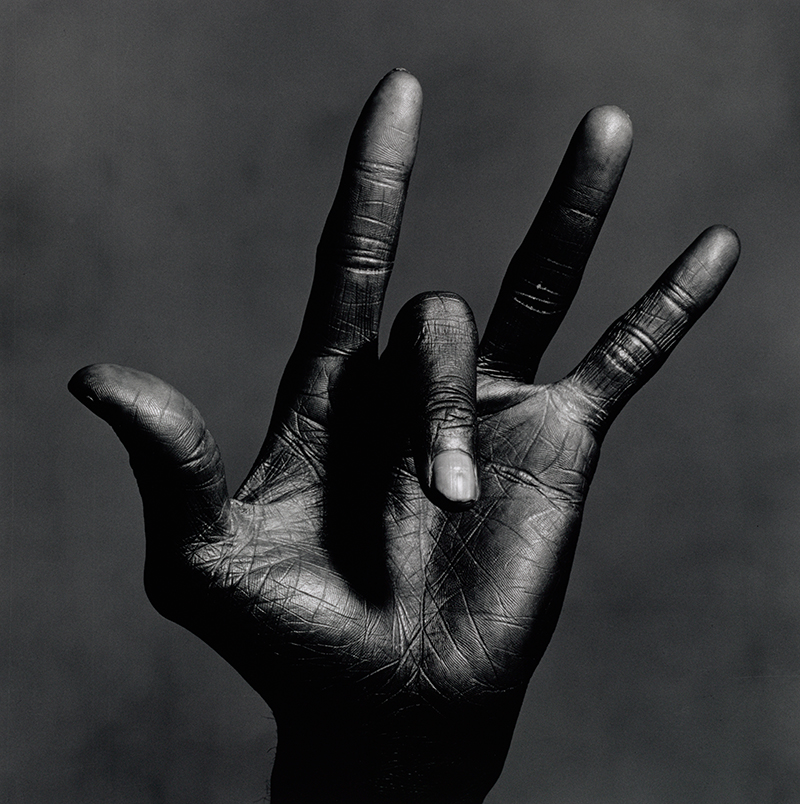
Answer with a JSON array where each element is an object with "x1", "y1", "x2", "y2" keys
[{"x1": 70, "y1": 70, "x2": 740, "y2": 803}]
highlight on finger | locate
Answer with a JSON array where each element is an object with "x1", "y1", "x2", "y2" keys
[
  {"x1": 479, "y1": 105, "x2": 633, "y2": 383},
  {"x1": 566, "y1": 225, "x2": 740, "y2": 433},
  {"x1": 383, "y1": 292, "x2": 480, "y2": 508},
  {"x1": 297, "y1": 69, "x2": 424, "y2": 359}
]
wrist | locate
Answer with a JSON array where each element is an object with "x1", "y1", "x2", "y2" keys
[
  {"x1": 270, "y1": 753, "x2": 491, "y2": 804},
  {"x1": 268, "y1": 720, "x2": 502, "y2": 804}
]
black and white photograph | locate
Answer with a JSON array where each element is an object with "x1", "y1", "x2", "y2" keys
[{"x1": 3, "y1": 2, "x2": 799, "y2": 802}]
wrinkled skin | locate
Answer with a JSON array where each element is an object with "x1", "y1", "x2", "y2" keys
[{"x1": 70, "y1": 71, "x2": 739, "y2": 803}]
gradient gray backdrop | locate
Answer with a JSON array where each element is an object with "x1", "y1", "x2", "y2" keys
[{"x1": 4, "y1": 2, "x2": 800, "y2": 802}]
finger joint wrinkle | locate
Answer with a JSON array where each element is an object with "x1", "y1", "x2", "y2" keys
[
  {"x1": 606, "y1": 319, "x2": 664, "y2": 372},
  {"x1": 564, "y1": 179, "x2": 609, "y2": 207},
  {"x1": 542, "y1": 191, "x2": 602, "y2": 226},
  {"x1": 511, "y1": 286, "x2": 567, "y2": 316},
  {"x1": 349, "y1": 217, "x2": 402, "y2": 238},
  {"x1": 425, "y1": 392, "x2": 475, "y2": 416},
  {"x1": 659, "y1": 277, "x2": 698, "y2": 318},
  {"x1": 330, "y1": 254, "x2": 394, "y2": 274},
  {"x1": 524, "y1": 252, "x2": 585, "y2": 280},
  {"x1": 349, "y1": 159, "x2": 409, "y2": 184},
  {"x1": 561, "y1": 202, "x2": 601, "y2": 225},
  {"x1": 318, "y1": 234, "x2": 396, "y2": 259}
]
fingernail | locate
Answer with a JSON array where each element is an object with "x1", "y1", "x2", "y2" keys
[{"x1": 432, "y1": 450, "x2": 478, "y2": 504}]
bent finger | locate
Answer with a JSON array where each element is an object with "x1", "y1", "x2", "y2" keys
[
  {"x1": 480, "y1": 106, "x2": 633, "y2": 383},
  {"x1": 566, "y1": 225, "x2": 740, "y2": 434},
  {"x1": 384, "y1": 292, "x2": 479, "y2": 508},
  {"x1": 68, "y1": 364, "x2": 228, "y2": 544}
]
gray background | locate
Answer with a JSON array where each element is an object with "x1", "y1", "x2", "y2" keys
[{"x1": 3, "y1": 1, "x2": 800, "y2": 802}]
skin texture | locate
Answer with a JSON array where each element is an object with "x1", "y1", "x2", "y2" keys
[{"x1": 70, "y1": 70, "x2": 740, "y2": 803}]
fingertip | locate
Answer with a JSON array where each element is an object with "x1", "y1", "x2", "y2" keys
[
  {"x1": 580, "y1": 104, "x2": 634, "y2": 165},
  {"x1": 700, "y1": 224, "x2": 741, "y2": 265},
  {"x1": 355, "y1": 69, "x2": 423, "y2": 168},
  {"x1": 552, "y1": 104, "x2": 633, "y2": 200},
  {"x1": 70, "y1": 365, "x2": 226, "y2": 517},
  {"x1": 675, "y1": 225, "x2": 740, "y2": 307},
  {"x1": 431, "y1": 449, "x2": 479, "y2": 506},
  {"x1": 68, "y1": 363, "x2": 140, "y2": 407},
  {"x1": 585, "y1": 105, "x2": 633, "y2": 140},
  {"x1": 68, "y1": 364, "x2": 189, "y2": 439},
  {"x1": 68, "y1": 364, "x2": 95, "y2": 402},
  {"x1": 379, "y1": 67, "x2": 423, "y2": 110},
  {"x1": 68, "y1": 363, "x2": 124, "y2": 408}
]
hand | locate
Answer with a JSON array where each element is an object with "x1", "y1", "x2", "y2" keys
[{"x1": 69, "y1": 70, "x2": 739, "y2": 803}]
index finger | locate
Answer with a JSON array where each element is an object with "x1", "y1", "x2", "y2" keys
[{"x1": 295, "y1": 69, "x2": 423, "y2": 362}]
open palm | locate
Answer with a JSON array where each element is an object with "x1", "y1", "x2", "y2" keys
[{"x1": 71, "y1": 71, "x2": 739, "y2": 804}]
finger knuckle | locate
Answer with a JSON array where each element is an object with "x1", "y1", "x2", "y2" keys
[
  {"x1": 425, "y1": 391, "x2": 476, "y2": 426},
  {"x1": 409, "y1": 291, "x2": 473, "y2": 322}
]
